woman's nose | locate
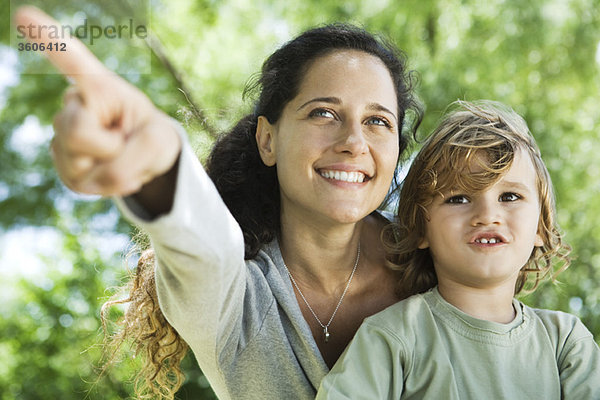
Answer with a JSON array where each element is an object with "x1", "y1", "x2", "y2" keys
[{"x1": 333, "y1": 120, "x2": 368, "y2": 155}]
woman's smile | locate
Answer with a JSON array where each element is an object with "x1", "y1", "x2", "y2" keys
[{"x1": 318, "y1": 169, "x2": 367, "y2": 184}]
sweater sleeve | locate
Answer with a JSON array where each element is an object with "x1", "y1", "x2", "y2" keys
[
  {"x1": 114, "y1": 124, "x2": 246, "y2": 375},
  {"x1": 557, "y1": 317, "x2": 600, "y2": 399}
]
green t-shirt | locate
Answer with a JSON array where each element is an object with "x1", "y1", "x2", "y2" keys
[{"x1": 317, "y1": 288, "x2": 600, "y2": 399}]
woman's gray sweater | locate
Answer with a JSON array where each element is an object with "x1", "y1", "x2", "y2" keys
[{"x1": 116, "y1": 134, "x2": 329, "y2": 399}]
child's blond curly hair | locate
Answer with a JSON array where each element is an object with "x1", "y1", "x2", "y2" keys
[{"x1": 384, "y1": 100, "x2": 570, "y2": 298}]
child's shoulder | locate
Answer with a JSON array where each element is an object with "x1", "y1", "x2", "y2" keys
[
  {"x1": 524, "y1": 304, "x2": 594, "y2": 343},
  {"x1": 527, "y1": 305, "x2": 585, "y2": 327},
  {"x1": 362, "y1": 292, "x2": 436, "y2": 340}
]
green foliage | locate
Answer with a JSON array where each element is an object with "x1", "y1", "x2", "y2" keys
[
  {"x1": 0, "y1": 228, "x2": 133, "y2": 399},
  {"x1": 2, "y1": 0, "x2": 599, "y2": 398}
]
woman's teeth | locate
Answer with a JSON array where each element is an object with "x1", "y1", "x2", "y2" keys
[{"x1": 319, "y1": 170, "x2": 366, "y2": 183}]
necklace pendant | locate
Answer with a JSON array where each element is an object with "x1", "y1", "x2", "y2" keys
[{"x1": 324, "y1": 326, "x2": 330, "y2": 343}]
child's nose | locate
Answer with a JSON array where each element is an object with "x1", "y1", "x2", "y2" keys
[{"x1": 470, "y1": 200, "x2": 502, "y2": 226}]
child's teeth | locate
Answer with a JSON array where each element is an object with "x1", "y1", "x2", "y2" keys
[{"x1": 477, "y1": 238, "x2": 499, "y2": 244}]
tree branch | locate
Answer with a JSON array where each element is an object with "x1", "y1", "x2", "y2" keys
[{"x1": 145, "y1": 34, "x2": 220, "y2": 140}]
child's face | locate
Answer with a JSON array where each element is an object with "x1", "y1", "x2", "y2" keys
[{"x1": 419, "y1": 150, "x2": 544, "y2": 291}]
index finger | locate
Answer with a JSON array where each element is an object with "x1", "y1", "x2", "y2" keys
[{"x1": 13, "y1": 6, "x2": 113, "y2": 82}]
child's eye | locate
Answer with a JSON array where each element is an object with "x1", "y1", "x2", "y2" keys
[
  {"x1": 499, "y1": 192, "x2": 521, "y2": 202},
  {"x1": 309, "y1": 108, "x2": 335, "y2": 119},
  {"x1": 365, "y1": 116, "x2": 392, "y2": 128},
  {"x1": 446, "y1": 195, "x2": 469, "y2": 204}
]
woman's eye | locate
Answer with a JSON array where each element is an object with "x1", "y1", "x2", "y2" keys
[
  {"x1": 309, "y1": 108, "x2": 335, "y2": 119},
  {"x1": 366, "y1": 116, "x2": 391, "y2": 128},
  {"x1": 446, "y1": 195, "x2": 469, "y2": 204},
  {"x1": 500, "y1": 192, "x2": 521, "y2": 202}
]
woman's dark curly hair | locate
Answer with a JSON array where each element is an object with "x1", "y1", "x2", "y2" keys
[{"x1": 206, "y1": 23, "x2": 423, "y2": 259}]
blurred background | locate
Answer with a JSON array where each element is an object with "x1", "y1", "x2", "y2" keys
[{"x1": 1, "y1": 0, "x2": 599, "y2": 398}]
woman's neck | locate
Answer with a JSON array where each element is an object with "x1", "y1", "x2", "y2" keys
[
  {"x1": 278, "y1": 210, "x2": 365, "y2": 296},
  {"x1": 279, "y1": 209, "x2": 400, "y2": 368}
]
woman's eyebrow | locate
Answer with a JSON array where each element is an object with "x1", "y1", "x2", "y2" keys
[
  {"x1": 366, "y1": 102, "x2": 398, "y2": 122},
  {"x1": 296, "y1": 97, "x2": 341, "y2": 111}
]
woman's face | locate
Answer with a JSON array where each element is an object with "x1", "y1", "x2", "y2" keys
[{"x1": 257, "y1": 50, "x2": 400, "y2": 226}]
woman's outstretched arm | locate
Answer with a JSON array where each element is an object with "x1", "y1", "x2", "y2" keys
[{"x1": 15, "y1": 7, "x2": 248, "y2": 398}]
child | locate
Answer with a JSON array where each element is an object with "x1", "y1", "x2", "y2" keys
[{"x1": 316, "y1": 100, "x2": 600, "y2": 399}]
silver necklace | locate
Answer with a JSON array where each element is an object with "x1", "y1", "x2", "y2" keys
[{"x1": 283, "y1": 242, "x2": 360, "y2": 343}]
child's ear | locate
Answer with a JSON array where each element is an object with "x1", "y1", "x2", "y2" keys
[
  {"x1": 256, "y1": 116, "x2": 277, "y2": 167},
  {"x1": 418, "y1": 237, "x2": 429, "y2": 249}
]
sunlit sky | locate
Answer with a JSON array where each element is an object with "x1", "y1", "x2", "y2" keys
[
  {"x1": 0, "y1": 46, "x2": 19, "y2": 105},
  {"x1": 0, "y1": 45, "x2": 55, "y2": 284},
  {"x1": 0, "y1": 45, "x2": 129, "y2": 301}
]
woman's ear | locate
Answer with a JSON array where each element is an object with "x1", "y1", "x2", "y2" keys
[
  {"x1": 256, "y1": 116, "x2": 277, "y2": 167},
  {"x1": 418, "y1": 237, "x2": 429, "y2": 249}
]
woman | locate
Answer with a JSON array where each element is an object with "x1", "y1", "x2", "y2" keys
[{"x1": 16, "y1": 7, "x2": 422, "y2": 399}]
